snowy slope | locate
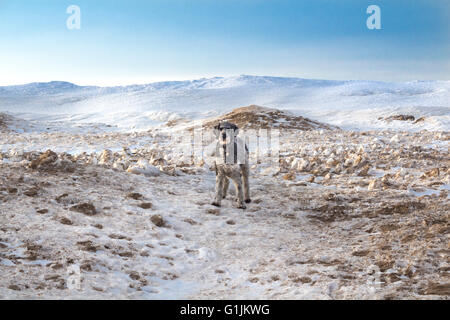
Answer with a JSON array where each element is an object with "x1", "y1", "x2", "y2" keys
[{"x1": 0, "y1": 75, "x2": 449, "y2": 132}]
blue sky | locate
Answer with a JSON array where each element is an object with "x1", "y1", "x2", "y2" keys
[{"x1": 0, "y1": 0, "x2": 449, "y2": 85}]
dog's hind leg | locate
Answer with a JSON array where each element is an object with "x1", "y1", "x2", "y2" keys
[
  {"x1": 222, "y1": 178, "x2": 230, "y2": 199},
  {"x1": 241, "y1": 164, "x2": 251, "y2": 203},
  {"x1": 230, "y1": 175, "x2": 246, "y2": 209},
  {"x1": 212, "y1": 173, "x2": 224, "y2": 207}
]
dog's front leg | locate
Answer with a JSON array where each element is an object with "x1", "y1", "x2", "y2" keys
[
  {"x1": 230, "y1": 175, "x2": 246, "y2": 209},
  {"x1": 211, "y1": 172, "x2": 224, "y2": 207},
  {"x1": 222, "y1": 178, "x2": 230, "y2": 199}
]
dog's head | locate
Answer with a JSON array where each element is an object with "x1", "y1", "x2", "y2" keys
[{"x1": 214, "y1": 121, "x2": 239, "y2": 145}]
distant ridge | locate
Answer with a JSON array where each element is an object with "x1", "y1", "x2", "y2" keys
[{"x1": 1, "y1": 75, "x2": 449, "y2": 94}]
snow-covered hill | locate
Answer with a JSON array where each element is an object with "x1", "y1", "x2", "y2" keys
[{"x1": 0, "y1": 75, "x2": 449, "y2": 132}]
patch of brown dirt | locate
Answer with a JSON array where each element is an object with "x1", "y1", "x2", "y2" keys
[
  {"x1": 201, "y1": 105, "x2": 338, "y2": 131},
  {"x1": 59, "y1": 217, "x2": 73, "y2": 225},
  {"x1": 138, "y1": 202, "x2": 153, "y2": 209},
  {"x1": 308, "y1": 204, "x2": 349, "y2": 222},
  {"x1": 127, "y1": 192, "x2": 143, "y2": 200},
  {"x1": 77, "y1": 240, "x2": 98, "y2": 252},
  {"x1": 70, "y1": 203, "x2": 97, "y2": 216},
  {"x1": 381, "y1": 115, "x2": 416, "y2": 122},
  {"x1": 419, "y1": 282, "x2": 450, "y2": 296},
  {"x1": 376, "y1": 201, "x2": 426, "y2": 215}
]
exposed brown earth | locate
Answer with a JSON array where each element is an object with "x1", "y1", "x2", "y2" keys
[{"x1": 201, "y1": 105, "x2": 338, "y2": 131}]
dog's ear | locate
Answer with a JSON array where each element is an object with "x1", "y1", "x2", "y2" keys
[
  {"x1": 213, "y1": 123, "x2": 221, "y2": 137},
  {"x1": 233, "y1": 124, "x2": 239, "y2": 135}
]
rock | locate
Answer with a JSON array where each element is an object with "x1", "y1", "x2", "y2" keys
[
  {"x1": 150, "y1": 157, "x2": 167, "y2": 167},
  {"x1": 7, "y1": 187, "x2": 17, "y2": 194},
  {"x1": 8, "y1": 284, "x2": 21, "y2": 291},
  {"x1": 333, "y1": 164, "x2": 343, "y2": 174},
  {"x1": 260, "y1": 167, "x2": 279, "y2": 176},
  {"x1": 322, "y1": 148, "x2": 332, "y2": 157},
  {"x1": 128, "y1": 271, "x2": 141, "y2": 281},
  {"x1": 206, "y1": 208, "x2": 220, "y2": 215},
  {"x1": 140, "y1": 251, "x2": 150, "y2": 257},
  {"x1": 422, "y1": 168, "x2": 440, "y2": 179},
  {"x1": 290, "y1": 158, "x2": 300, "y2": 170},
  {"x1": 77, "y1": 240, "x2": 98, "y2": 252},
  {"x1": 414, "y1": 117, "x2": 426, "y2": 123},
  {"x1": 24, "y1": 187, "x2": 39, "y2": 197},
  {"x1": 183, "y1": 218, "x2": 198, "y2": 225},
  {"x1": 297, "y1": 159, "x2": 310, "y2": 172},
  {"x1": 29, "y1": 150, "x2": 58, "y2": 170},
  {"x1": 150, "y1": 214, "x2": 165, "y2": 227},
  {"x1": 301, "y1": 276, "x2": 314, "y2": 284},
  {"x1": 357, "y1": 165, "x2": 371, "y2": 177},
  {"x1": 113, "y1": 161, "x2": 128, "y2": 171},
  {"x1": 44, "y1": 274, "x2": 61, "y2": 281},
  {"x1": 59, "y1": 217, "x2": 73, "y2": 225},
  {"x1": 375, "y1": 258, "x2": 395, "y2": 272},
  {"x1": 55, "y1": 193, "x2": 69, "y2": 203},
  {"x1": 343, "y1": 157, "x2": 353, "y2": 167},
  {"x1": 394, "y1": 168, "x2": 407, "y2": 179},
  {"x1": 70, "y1": 203, "x2": 97, "y2": 216},
  {"x1": 293, "y1": 276, "x2": 312, "y2": 284},
  {"x1": 282, "y1": 172, "x2": 296, "y2": 181},
  {"x1": 384, "y1": 115, "x2": 415, "y2": 122},
  {"x1": 325, "y1": 157, "x2": 338, "y2": 168},
  {"x1": 127, "y1": 159, "x2": 160, "y2": 177},
  {"x1": 352, "y1": 249, "x2": 370, "y2": 257},
  {"x1": 108, "y1": 234, "x2": 131, "y2": 240},
  {"x1": 368, "y1": 179, "x2": 380, "y2": 191},
  {"x1": 390, "y1": 135, "x2": 401, "y2": 143},
  {"x1": 127, "y1": 192, "x2": 143, "y2": 200},
  {"x1": 98, "y1": 149, "x2": 113, "y2": 165},
  {"x1": 87, "y1": 154, "x2": 98, "y2": 165},
  {"x1": 138, "y1": 202, "x2": 153, "y2": 209},
  {"x1": 118, "y1": 251, "x2": 133, "y2": 258},
  {"x1": 159, "y1": 165, "x2": 177, "y2": 176},
  {"x1": 80, "y1": 263, "x2": 93, "y2": 272},
  {"x1": 381, "y1": 175, "x2": 392, "y2": 188},
  {"x1": 353, "y1": 155, "x2": 363, "y2": 167}
]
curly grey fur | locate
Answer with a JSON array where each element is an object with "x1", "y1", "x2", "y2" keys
[{"x1": 211, "y1": 122, "x2": 251, "y2": 209}]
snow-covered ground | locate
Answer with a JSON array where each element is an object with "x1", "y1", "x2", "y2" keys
[
  {"x1": 1, "y1": 75, "x2": 449, "y2": 132},
  {"x1": 0, "y1": 124, "x2": 448, "y2": 299},
  {"x1": 0, "y1": 77, "x2": 449, "y2": 299}
]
